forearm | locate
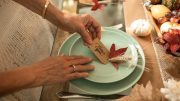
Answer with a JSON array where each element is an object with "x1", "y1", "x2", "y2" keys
[
  {"x1": 12, "y1": 0, "x2": 66, "y2": 28},
  {"x1": 12, "y1": 0, "x2": 100, "y2": 44},
  {"x1": 0, "y1": 67, "x2": 37, "y2": 96}
]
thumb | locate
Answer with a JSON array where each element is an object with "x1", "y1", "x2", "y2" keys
[{"x1": 78, "y1": 26, "x2": 93, "y2": 44}]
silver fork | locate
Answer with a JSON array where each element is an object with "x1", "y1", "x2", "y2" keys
[{"x1": 56, "y1": 91, "x2": 123, "y2": 99}]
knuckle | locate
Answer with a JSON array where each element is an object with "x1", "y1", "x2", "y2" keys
[
  {"x1": 73, "y1": 73, "x2": 81, "y2": 78},
  {"x1": 77, "y1": 24, "x2": 85, "y2": 33},
  {"x1": 64, "y1": 75, "x2": 72, "y2": 81},
  {"x1": 61, "y1": 78, "x2": 68, "y2": 83},
  {"x1": 79, "y1": 24, "x2": 85, "y2": 29},
  {"x1": 82, "y1": 14, "x2": 90, "y2": 17},
  {"x1": 63, "y1": 66, "x2": 69, "y2": 70},
  {"x1": 85, "y1": 14, "x2": 91, "y2": 18},
  {"x1": 66, "y1": 63, "x2": 71, "y2": 67},
  {"x1": 83, "y1": 65, "x2": 94, "y2": 71}
]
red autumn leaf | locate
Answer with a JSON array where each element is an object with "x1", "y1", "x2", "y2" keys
[
  {"x1": 91, "y1": 0, "x2": 104, "y2": 11},
  {"x1": 163, "y1": 32, "x2": 180, "y2": 44},
  {"x1": 115, "y1": 47, "x2": 128, "y2": 57},
  {"x1": 170, "y1": 44, "x2": 180, "y2": 52},
  {"x1": 109, "y1": 44, "x2": 128, "y2": 70},
  {"x1": 162, "y1": 29, "x2": 180, "y2": 53},
  {"x1": 109, "y1": 45, "x2": 128, "y2": 58},
  {"x1": 109, "y1": 43, "x2": 115, "y2": 58},
  {"x1": 110, "y1": 43, "x2": 115, "y2": 52}
]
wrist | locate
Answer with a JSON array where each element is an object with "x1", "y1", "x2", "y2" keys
[
  {"x1": 44, "y1": 3, "x2": 76, "y2": 31},
  {"x1": 29, "y1": 65, "x2": 48, "y2": 87},
  {"x1": 0, "y1": 67, "x2": 37, "y2": 95},
  {"x1": 45, "y1": 3, "x2": 65, "y2": 27},
  {"x1": 21, "y1": 67, "x2": 37, "y2": 88}
]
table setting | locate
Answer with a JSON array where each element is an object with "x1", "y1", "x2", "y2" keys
[
  {"x1": 57, "y1": 27, "x2": 145, "y2": 99},
  {"x1": 40, "y1": 0, "x2": 180, "y2": 101}
]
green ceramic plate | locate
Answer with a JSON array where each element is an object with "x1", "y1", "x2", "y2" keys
[
  {"x1": 58, "y1": 27, "x2": 145, "y2": 95},
  {"x1": 58, "y1": 34, "x2": 80, "y2": 55},
  {"x1": 69, "y1": 30, "x2": 138, "y2": 83}
]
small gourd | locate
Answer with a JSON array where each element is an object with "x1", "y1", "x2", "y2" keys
[
  {"x1": 151, "y1": 5, "x2": 171, "y2": 20},
  {"x1": 130, "y1": 19, "x2": 153, "y2": 37}
]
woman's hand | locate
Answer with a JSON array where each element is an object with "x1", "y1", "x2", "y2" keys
[
  {"x1": 60, "y1": 14, "x2": 101, "y2": 44},
  {"x1": 0, "y1": 55, "x2": 94, "y2": 95},
  {"x1": 31, "y1": 55, "x2": 94, "y2": 86},
  {"x1": 12, "y1": 0, "x2": 101, "y2": 44}
]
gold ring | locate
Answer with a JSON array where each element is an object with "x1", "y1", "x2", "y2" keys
[{"x1": 72, "y1": 65, "x2": 76, "y2": 72}]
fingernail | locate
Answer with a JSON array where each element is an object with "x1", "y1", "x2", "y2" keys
[
  {"x1": 91, "y1": 66, "x2": 95, "y2": 70},
  {"x1": 99, "y1": 34, "x2": 101, "y2": 39},
  {"x1": 84, "y1": 40, "x2": 92, "y2": 45},
  {"x1": 88, "y1": 57, "x2": 93, "y2": 61},
  {"x1": 84, "y1": 73, "x2": 89, "y2": 77},
  {"x1": 88, "y1": 40, "x2": 93, "y2": 44}
]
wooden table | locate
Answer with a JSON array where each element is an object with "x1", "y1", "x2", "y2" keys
[{"x1": 40, "y1": 0, "x2": 164, "y2": 101}]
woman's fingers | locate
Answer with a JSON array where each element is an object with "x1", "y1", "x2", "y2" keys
[
  {"x1": 88, "y1": 26, "x2": 96, "y2": 40},
  {"x1": 78, "y1": 14, "x2": 101, "y2": 44},
  {"x1": 61, "y1": 55, "x2": 86, "y2": 60},
  {"x1": 74, "y1": 65, "x2": 95, "y2": 72},
  {"x1": 65, "y1": 72, "x2": 89, "y2": 81},
  {"x1": 35, "y1": 55, "x2": 94, "y2": 84},
  {"x1": 85, "y1": 16, "x2": 101, "y2": 40},
  {"x1": 67, "y1": 57, "x2": 93, "y2": 66},
  {"x1": 57, "y1": 55, "x2": 92, "y2": 61},
  {"x1": 89, "y1": 16, "x2": 101, "y2": 39},
  {"x1": 85, "y1": 19, "x2": 96, "y2": 40},
  {"x1": 78, "y1": 25, "x2": 93, "y2": 44},
  {"x1": 95, "y1": 25, "x2": 101, "y2": 39},
  {"x1": 66, "y1": 65, "x2": 95, "y2": 73}
]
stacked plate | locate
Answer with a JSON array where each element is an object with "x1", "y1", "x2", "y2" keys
[{"x1": 58, "y1": 27, "x2": 145, "y2": 95}]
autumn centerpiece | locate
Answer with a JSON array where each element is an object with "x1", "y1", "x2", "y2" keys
[{"x1": 145, "y1": 1, "x2": 180, "y2": 56}]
